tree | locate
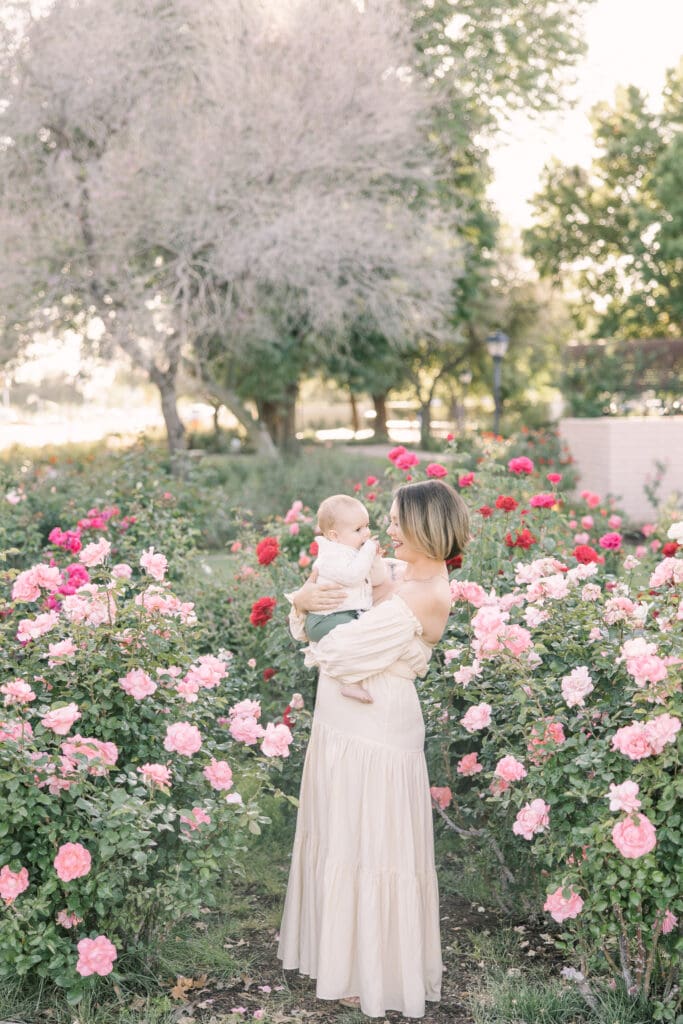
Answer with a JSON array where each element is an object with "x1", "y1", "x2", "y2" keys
[
  {"x1": 0, "y1": 0, "x2": 455, "y2": 453},
  {"x1": 523, "y1": 61, "x2": 683, "y2": 339}
]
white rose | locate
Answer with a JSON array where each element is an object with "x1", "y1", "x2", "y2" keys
[{"x1": 667, "y1": 520, "x2": 683, "y2": 542}]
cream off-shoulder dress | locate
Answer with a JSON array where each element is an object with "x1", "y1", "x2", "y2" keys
[{"x1": 277, "y1": 594, "x2": 442, "y2": 1019}]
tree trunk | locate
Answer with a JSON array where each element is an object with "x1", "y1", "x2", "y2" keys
[
  {"x1": 151, "y1": 367, "x2": 187, "y2": 453},
  {"x1": 257, "y1": 384, "x2": 299, "y2": 453},
  {"x1": 419, "y1": 399, "x2": 432, "y2": 450},
  {"x1": 191, "y1": 365, "x2": 277, "y2": 457},
  {"x1": 372, "y1": 392, "x2": 389, "y2": 441},
  {"x1": 349, "y1": 390, "x2": 360, "y2": 434}
]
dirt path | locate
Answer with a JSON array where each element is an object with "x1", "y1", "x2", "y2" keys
[{"x1": 174, "y1": 887, "x2": 542, "y2": 1024}]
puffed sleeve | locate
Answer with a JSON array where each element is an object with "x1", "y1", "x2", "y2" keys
[
  {"x1": 284, "y1": 590, "x2": 308, "y2": 642},
  {"x1": 303, "y1": 596, "x2": 422, "y2": 684}
]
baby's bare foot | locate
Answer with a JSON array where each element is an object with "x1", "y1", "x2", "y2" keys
[{"x1": 340, "y1": 685, "x2": 373, "y2": 704}]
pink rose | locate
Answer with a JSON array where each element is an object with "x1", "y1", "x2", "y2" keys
[
  {"x1": 260, "y1": 722, "x2": 293, "y2": 758},
  {"x1": 512, "y1": 799, "x2": 550, "y2": 840},
  {"x1": 608, "y1": 514, "x2": 622, "y2": 528},
  {"x1": 138, "y1": 763, "x2": 172, "y2": 786},
  {"x1": 0, "y1": 865, "x2": 29, "y2": 904},
  {"x1": 508, "y1": 456, "x2": 534, "y2": 474},
  {"x1": 56, "y1": 909, "x2": 83, "y2": 929},
  {"x1": 598, "y1": 532, "x2": 622, "y2": 551},
  {"x1": 164, "y1": 722, "x2": 202, "y2": 756},
  {"x1": 561, "y1": 666, "x2": 594, "y2": 708},
  {"x1": 76, "y1": 935, "x2": 118, "y2": 977},
  {"x1": 139, "y1": 546, "x2": 168, "y2": 581},
  {"x1": 612, "y1": 813, "x2": 657, "y2": 858},
  {"x1": 290, "y1": 693, "x2": 305, "y2": 710},
  {"x1": 47, "y1": 638, "x2": 78, "y2": 665},
  {"x1": 54, "y1": 842, "x2": 91, "y2": 881},
  {"x1": 495, "y1": 755, "x2": 527, "y2": 782},
  {"x1": 611, "y1": 723, "x2": 653, "y2": 761},
  {"x1": 16, "y1": 610, "x2": 59, "y2": 643},
  {"x1": 460, "y1": 703, "x2": 492, "y2": 733},
  {"x1": 426, "y1": 462, "x2": 448, "y2": 478},
  {"x1": 643, "y1": 714, "x2": 681, "y2": 755},
  {"x1": 529, "y1": 492, "x2": 556, "y2": 508},
  {"x1": 40, "y1": 703, "x2": 81, "y2": 736},
  {"x1": 229, "y1": 715, "x2": 265, "y2": 745},
  {"x1": 606, "y1": 780, "x2": 641, "y2": 813},
  {"x1": 180, "y1": 807, "x2": 212, "y2": 831},
  {"x1": 119, "y1": 668, "x2": 157, "y2": 700},
  {"x1": 1, "y1": 679, "x2": 36, "y2": 705},
  {"x1": 11, "y1": 569, "x2": 41, "y2": 602},
  {"x1": 543, "y1": 886, "x2": 584, "y2": 923},
  {"x1": 78, "y1": 538, "x2": 112, "y2": 567},
  {"x1": 502, "y1": 625, "x2": 533, "y2": 656},
  {"x1": 454, "y1": 661, "x2": 482, "y2": 686},
  {"x1": 203, "y1": 759, "x2": 234, "y2": 790},
  {"x1": 661, "y1": 909, "x2": 678, "y2": 935},
  {"x1": 429, "y1": 786, "x2": 452, "y2": 809},
  {"x1": 456, "y1": 753, "x2": 482, "y2": 776},
  {"x1": 112, "y1": 563, "x2": 133, "y2": 579},
  {"x1": 229, "y1": 699, "x2": 262, "y2": 720},
  {"x1": 458, "y1": 472, "x2": 475, "y2": 487}
]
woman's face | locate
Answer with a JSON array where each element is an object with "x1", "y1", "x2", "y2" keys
[{"x1": 387, "y1": 500, "x2": 418, "y2": 561}]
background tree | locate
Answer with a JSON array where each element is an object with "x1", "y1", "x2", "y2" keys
[
  {"x1": 0, "y1": 0, "x2": 454, "y2": 454},
  {"x1": 523, "y1": 60, "x2": 683, "y2": 340}
]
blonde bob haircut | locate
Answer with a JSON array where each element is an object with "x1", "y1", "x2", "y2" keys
[{"x1": 394, "y1": 479, "x2": 470, "y2": 562}]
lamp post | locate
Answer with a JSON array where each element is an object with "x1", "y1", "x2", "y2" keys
[{"x1": 485, "y1": 330, "x2": 509, "y2": 435}]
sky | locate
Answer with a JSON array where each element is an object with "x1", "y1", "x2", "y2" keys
[{"x1": 487, "y1": 0, "x2": 683, "y2": 228}]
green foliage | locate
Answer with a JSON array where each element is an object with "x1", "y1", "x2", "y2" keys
[{"x1": 524, "y1": 61, "x2": 683, "y2": 340}]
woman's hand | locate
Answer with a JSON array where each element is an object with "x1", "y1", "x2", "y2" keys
[{"x1": 291, "y1": 569, "x2": 347, "y2": 613}]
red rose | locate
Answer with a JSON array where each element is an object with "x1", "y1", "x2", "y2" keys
[
  {"x1": 446, "y1": 554, "x2": 462, "y2": 570},
  {"x1": 662, "y1": 542, "x2": 679, "y2": 557},
  {"x1": 249, "y1": 596, "x2": 277, "y2": 627},
  {"x1": 573, "y1": 544, "x2": 604, "y2": 565},
  {"x1": 478, "y1": 506, "x2": 493, "y2": 518},
  {"x1": 256, "y1": 537, "x2": 280, "y2": 566},
  {"x1": 505, "y1": 528, "x2": 537, "y2": 550},
  {"x1": 426, "y1": 462, "x2": 448, "y2": 478},
  {"x1": 367, "y1": 492, "x2": 376, "y2": 501},
  {"x1": 263, "y1": 667, "x2": 277, "y2": 681},
  {"x1": 309, "y1": 540, "x2": 319, "y2": 556},
  {"x1": 495, "y1": 495, "x2": 519, "y2": 512},
  {"x1": 366, "y1": 476, "x2": 378, "y2": 486},
  {"x1": 282, "y1": 705, "x2": 294, "y2": 728}
]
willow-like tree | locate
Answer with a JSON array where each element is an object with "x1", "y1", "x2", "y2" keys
[{"x1": 0, "y1": 0, "x2": 454, "y2": 453}]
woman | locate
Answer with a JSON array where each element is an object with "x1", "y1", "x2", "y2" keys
[{"x1": 277, "y1": 479, "x2": 470, "y2": 1018}]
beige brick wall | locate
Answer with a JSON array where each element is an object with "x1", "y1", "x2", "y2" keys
[{"x1": 559, "y1": 418, "x2": 683, "y2": 524}]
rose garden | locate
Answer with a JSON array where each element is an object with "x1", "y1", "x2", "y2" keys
[{"x1": 0, "y1": 431, "x2": 680, "y2": 1024}]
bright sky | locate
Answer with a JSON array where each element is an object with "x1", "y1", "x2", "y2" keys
[{"x1": 488, "y1": 0, "x2": 683, "y2": 228}]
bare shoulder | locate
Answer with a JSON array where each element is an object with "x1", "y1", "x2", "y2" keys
[{"x1": 397, "y1": 578, "x2": 451, "y2": 642}]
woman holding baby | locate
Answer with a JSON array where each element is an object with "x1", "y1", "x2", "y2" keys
[{"x1": 277, "y1": 479, "x2": 469, "y2": 1018}]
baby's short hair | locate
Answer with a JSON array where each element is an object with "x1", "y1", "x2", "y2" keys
[{"x1": 316, "y1": 494, "x2": 365, "y2": 536}]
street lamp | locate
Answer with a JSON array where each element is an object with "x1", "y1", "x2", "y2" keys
[{"x1": 485, "y1": 330, "x2": 509, "y2": 435}]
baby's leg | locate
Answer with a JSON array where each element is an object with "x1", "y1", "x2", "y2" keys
[{"x1": 340, "y1": 681, "x2": 373, "y2": 704}]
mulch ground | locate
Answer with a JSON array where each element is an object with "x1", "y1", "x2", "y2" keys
[{"x1": 176, "y1": 887, "x2": 564, "y2": 1024}]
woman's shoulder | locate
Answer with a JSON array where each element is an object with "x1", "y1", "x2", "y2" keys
[{"x1": 394, "y1": 578, "x2": 451, "y2": 643}]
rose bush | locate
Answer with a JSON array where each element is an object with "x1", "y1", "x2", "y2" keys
[{"x1": 0, "y1": 519, "x2": 295, "y2": 1004}]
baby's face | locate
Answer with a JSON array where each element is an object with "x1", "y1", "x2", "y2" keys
[{"x1": 329, "y1": 504, "x2": 371, "y2": 550}]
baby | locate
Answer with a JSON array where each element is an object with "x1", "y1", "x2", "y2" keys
[{"x1": 306, "y1": 493, "x2": 387, "y2": 703}]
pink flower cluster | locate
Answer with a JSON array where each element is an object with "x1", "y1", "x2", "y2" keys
[
  {"x1": 611, "y1": 715, "x2": 680, "y2": 760},
  {"x1": 612, "y1": 813, "x2": 657, "y2": 858},
  {"x1": 203, "y1": 758, "x2": 234, "y2": 790},
  {"x1": 164, "y1": 722, "x2": 203, "y2": 756},
  {"x1": 649, "y1": 557, "x2": 683, "y2": 589},
  {"x1": 12, "y1": 563, "x2": 62, "y2": 602},
  {"x1": 456, "y1": 752, "x2": 482, "y2": 776},
  {"x1": 229, "y1": 699, "x2": 265, "y2": 745},
  {"x1": 138, "y1": 762, "x2": 172, "y2": 786},
  {"x1": 260, "y1": 722, "x2": 293, "y2": 758},
  {"x1": 54, "y1": 842, "x2": 91, "y2": 881},
  {"x1": 0, "y1": 865, "x2": 29, "y2": 904},
  {"x1": 140, "y1": 546, "x2": 168, "y2": 581},
  {"x1": 76, "y1": 935, "x2": 117, "y2": 976},
  {"x1": 620, "y1": 637, "x2": 668, "y2": 688},
  {"x1": 560, "y1": 666, "x2": 594, "y2": 708},
  {"x1": 78, "y1": 538, "x2": 111, "y2": 567},
  {"x1": 460, "y1": 703, "x2": 492, "y2": 733},
  {"x1": 544, "y1": 886, "x2": 583, "y2": 922},
  {"x1": 512, "y1": 799, "x2": 550, "y2": 840},
  {"x1": 508, "y1": 456, "x2": 534, "y2": 475},
  {"x1": 494, "y1": 755, "x2": 527, "y2": 782},
  {"x1": 429, "y1": 786, "x2": 452, "y2": 808},
  {"x1": 119, "y1": 669, "x2": 157, "y2": 700}
]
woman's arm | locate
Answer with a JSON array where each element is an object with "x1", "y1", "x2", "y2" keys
[{"x1": 288, "y1": 571, "x2": 348, "y2": 614}]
